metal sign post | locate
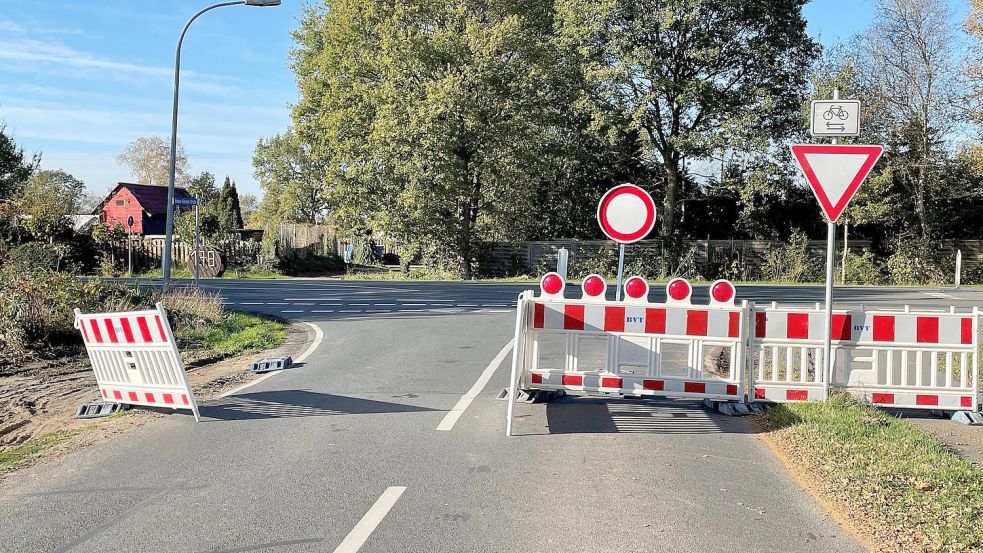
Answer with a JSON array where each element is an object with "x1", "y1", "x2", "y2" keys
[
  {"x1": 193, "y1": 203, "x2": 201, "y2": 287},
  {"x1": 126, "y1": 216, "x2": 134, "y2": 277},
  {"x1": 796, "y1": 89, "x2": 883, "y2": 399},
  {"x1": 597, "y1": 184, "x2": 657, "y2": 301}
]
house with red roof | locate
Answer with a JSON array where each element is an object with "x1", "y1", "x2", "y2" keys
[{"x1": 96, "y1": 182, "x2": 195, "y2": 235}]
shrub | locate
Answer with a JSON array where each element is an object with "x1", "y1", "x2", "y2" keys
[
  {"x1": 842, "y1": 249, "x2": 886, "y2": 285},
  {"x1": 761, "y1": 230, "x2": 821, "y2": 283},
  {"x1": 885, "y1": 236, "x2": 953, "y2": 286}
]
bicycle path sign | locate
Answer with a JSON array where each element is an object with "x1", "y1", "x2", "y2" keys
[{"x1": 810, "y1": 100, "x2": 860, "y2": 137}]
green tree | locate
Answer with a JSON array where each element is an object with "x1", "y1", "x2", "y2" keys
[
  {"x1": 0, "y1": 124, "x2": 38, "y2": 202},
  {"x1": 253, "y1": 128, "x2": 328, "y2": 225},
  {"x1": 217, "y1": 176, "x2": 244, "y2": 233},
  {"x1": 14, "y1": 169, "x2": 85, "y2": 242},
  {"x1": 291, "y1": 0, "x2": 626, "y2": 277},
  {"x1": 556, "y1": 0, "x2": 819, "y2": 237},
  {"x1": 187, "y1": 171, "x2": 219, "y2": 206}
]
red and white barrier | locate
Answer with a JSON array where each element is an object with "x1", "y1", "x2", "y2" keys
[
  {"x1": 74, "y1": 303, "x2": 200, "y2": 422},
  {"x1": 505, "y1": 276, "x2": 746, "y2": 435}
]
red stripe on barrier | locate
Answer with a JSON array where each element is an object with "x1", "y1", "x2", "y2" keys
[
  {"x1": 786, "y1": 390, "x2": 808, "y2": 401},
  {"x1": 120, "y1": 317, "x2": 135, "y2": 343},
  {"x1": 80, "y1": 323, "x2": 89, "y2": 343},
  {"x1": 144, "y1": 392, "x2": 155, "y2": 403},
  {"x1": 128, "y1": 391, "x2": 138, "y2": 402},
  {"x1": 601, "y1": 376, "x2": 622, "y2": 388},
  {"x1": 137, "y1": 316, "x2": 153, "y2": 342},
  {"x1": 533, "y1": 303, "x2": 545, "y2": 328},
  {"x1": 604, "y1": 306, "x2": 625, "y2": 332},
  {"x1": 831, "y1": 314, "x2": 851, "y2": 341},
  {"x1": 871, "y1": 393, "x2": 894, "y2": 404},
  {"x1": 89, "y1": 319, "x2": 103, "y2": 343},
  {"x1": 755, "y1": 312, "x2": 766, "y2": 338},
  {"x1": 787, "y1": 313, "x2": 809, "y2": 339},
  {"x1": 915, "y1": 394, "x2": 939, "y2": 406},
  {"x1": 962, "y1": 396, "x2": 974, "y2": 408},
  {"x1": 728, "y1": 312, "x2": 740, "y2": 338},
  {"x1": 562, "y1": 374, "x2": 583, "y2": 386},
  {"x1": 531, "y1": 373, "x2": 543, "y2": 384},
  {"x1": 182, "y1": 395, "x2": 189, "y2": 405},
  {"x1": 916, "y1": 317, "x2": 939, "y2": 343},
  {"x1": 872, "y1": 315, "x2": 894, "y2": 341},
  {"x1": 155, "y1": 316, "x2": 167, "y2": 343},
  {"x1": 643, "y1": 380, "x2": 664, "y2": 391},
  {"x1": 686, "y1": 311, "x2": 708, "y2": 336},
  {"x1": 754, "y1": 388, "x2": 766, "y2": 399},
  {"x1": 645, "y1": 308, "x2": 666, "y2": 334},
  {"x1": 100, "y1": 388, "x2": 106, "y2": 398},
  {"x1": 113, "y1": 390, "x2": 122, "y2": 400},
  {"x1": 163, "y1": 393, "x2": 175, "y2": 405},
  {"x1": 684, "y1": 382, "x2": 706, "y2": 393},
  {"x1": 962, "y1": 318, "x2": 974, "y2": 345},
  {"x1": 563, "y1": 305, "x2": 585, "y2": 330},
  {"x1": 726, "y1": 384, "x2": 738, "y2": 395},
  {"x1": 103, "y1": 318, "x2": 118, "y2": 343}
]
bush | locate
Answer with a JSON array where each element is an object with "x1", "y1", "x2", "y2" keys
[
  {"x1": 8, "y1": 242, "x2": 60, "y2": 271},
  {"x1": 842, "y1": 249, "x2": 886, "y2": 285},
  {"x1": 885, "y1": 236, "x2": 953, "y2": 286},
  {"x1": 761, "y1": 230, "x2": 821, "y2": 283}
]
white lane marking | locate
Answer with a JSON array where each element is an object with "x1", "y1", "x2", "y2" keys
[
  {"x1": 217, "y1": 322, "x2": 324, "y2": 398},
  {"x1": 435, "y1": 339, "x2": 514, "y2": 432},
  {"x1": 284, "y1": 297, "x2": 342, "y2": 301},
  {"x1": 240, "y1": 302, "x2": 264, "y2": 305},
  {"x1": 311, "y1": 309, "x2": 334, "y2": 313},
  {"x1": 267, "y1": 302, "x2": 288, "y2": 305},
  {"x1": 282, "y1": 310, "x2": 303, "y2": 313},
  {"x1": 332, "y1": 487, "x2": 406, "y2": 553},
  {"x1": 923, "y1": 291, "x2": 957, "y2": 300}
]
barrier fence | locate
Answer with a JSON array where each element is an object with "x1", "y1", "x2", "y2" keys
[
  {"x1": 74, "y1": 303, "x2": 201, "y2": 422},
  {"x1": 506, "y1": 274, "x2": 982, "y2": 435}
]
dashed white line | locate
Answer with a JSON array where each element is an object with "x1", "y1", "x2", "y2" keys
[
  {"x1": 436, "y1": 339, "x2": 514, "y2": 431},
  {"x1": 282, "y1": 310, "x2": 303, "y2": 313},
  {"x1": 332, "y1": 487, "x2": 406, "y2": 553}
]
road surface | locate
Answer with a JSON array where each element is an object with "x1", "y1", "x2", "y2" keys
[{"x1": 3, "y1": 279, "x2": 980, "y2": 552}]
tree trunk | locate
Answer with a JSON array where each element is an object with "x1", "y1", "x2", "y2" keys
[{"x1": 663, "y1": 155, "x2": 682, "y2": 237}]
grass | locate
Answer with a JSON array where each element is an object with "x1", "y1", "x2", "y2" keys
[
  {"x1": 177, "y1": 312, "x2": 287, "y2": 356},
  {"x1": 0, "y1": 431, "x2": 77, "y2": 473},
  {"x1": 766, "y1": 394, "x2": 983, "y2": 552},
  {"x1": 131, "y1": 267, "x2": 289, "y2": 280}
]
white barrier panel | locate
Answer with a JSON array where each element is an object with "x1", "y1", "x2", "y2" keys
[
  {"x1": 751, "y1": 304, "x2": 981, "y2": 411},
  {"x1": 74, "y1": 303, "x2": 201, "y2": 422},
  {"x1": 506, "y1": 277, "x2": 746, "y2": 434}
]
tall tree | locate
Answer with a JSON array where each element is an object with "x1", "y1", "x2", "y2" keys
[
  {"x1": 291, "y1": 0, "x2": 622, "y2": 277},
  {"x1": 556, "y1": 0, "x2": 818, "y2": 237},
  {"x1": 13, "y1": 169, "x2": 85, "y2": 242},
  {"x1": 0, "y1": 124, "x2": 38, "y2": 202},
  {"x1": 857, "y1": 0, "x2": 967, "y2": 239},
  {"x1": 187, "y1": 171, "x2": 219, "y2": 206},
  {"x1": 116, "y1": 136, "x2": 189, "y2": 186},
  {"x1": 253, "y1": 128, "x2": 328, "y2": 225},
  {"x1": 217, "y1": 176, "x2": 244, "y2": 232}
]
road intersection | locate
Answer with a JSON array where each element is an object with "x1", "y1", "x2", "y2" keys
[{"x1": 2, "y1": 279, "x2": 981, "y2": 552}]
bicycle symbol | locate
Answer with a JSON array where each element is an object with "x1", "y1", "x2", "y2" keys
[{"x1": 822, "y1": 105, "x2": 850, "y2": 121}]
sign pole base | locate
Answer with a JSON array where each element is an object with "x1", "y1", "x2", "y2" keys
[{"x1": 823, "y1": 220, "x2": 835, "y2": 399}]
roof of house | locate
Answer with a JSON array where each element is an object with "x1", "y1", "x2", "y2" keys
[{"x1": 98, "y1": 182, "x2": 194, "y2": 215}]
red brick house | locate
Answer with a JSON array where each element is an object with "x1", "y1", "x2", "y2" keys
[{"x1": 97, "y1": 183, "x2": 194, "y2": 235}]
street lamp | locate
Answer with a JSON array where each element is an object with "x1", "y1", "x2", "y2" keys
[{"x1": 161, "y1": 0, "x2": 281, "y2": 287}]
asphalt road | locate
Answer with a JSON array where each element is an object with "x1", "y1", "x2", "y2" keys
[{"x1": 2, "y1": 279, "x2": 981, "y2": 552}]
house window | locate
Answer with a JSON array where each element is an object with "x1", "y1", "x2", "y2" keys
[{"x1": 116, "y1": 199, "x2": 124, "y2": 206}]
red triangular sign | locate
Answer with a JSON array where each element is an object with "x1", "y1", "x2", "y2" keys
[{"x1": 790, "y1": 144, "x2": 884, "y2": 222}]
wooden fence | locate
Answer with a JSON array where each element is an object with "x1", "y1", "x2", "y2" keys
[{"x1": 107, "y1": 237, "x2": 262, "y2": 273}]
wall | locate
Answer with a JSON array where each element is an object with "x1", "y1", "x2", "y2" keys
[{"x1": 100, "y1": 188, "x2": 143, "y2": 234}]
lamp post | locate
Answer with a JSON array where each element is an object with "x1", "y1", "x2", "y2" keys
[{"x1": 161, "y1": 0, "x2": 281, "y2": 287}]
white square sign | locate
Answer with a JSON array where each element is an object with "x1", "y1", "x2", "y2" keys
[{"x1": 810, "y1": 100, "x2": 860, "y2": 137}]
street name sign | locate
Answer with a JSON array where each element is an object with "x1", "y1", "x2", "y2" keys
[
  {"x1": 810, "y1": 100, "x2": 860, "y2": 137},
  {"x1": 790, "y1": 144, "x2": 884, "y2": 223},
  {"x1": 174, "y1": 197, "x2": 199, "y2": 207},
  {"x1": 596, "y1": 184, "x2": 657, "y2": 244}
]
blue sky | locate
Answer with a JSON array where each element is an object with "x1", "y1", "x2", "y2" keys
[{"x1": 0, "y1": 1, "x2": 970, "y2": 201}]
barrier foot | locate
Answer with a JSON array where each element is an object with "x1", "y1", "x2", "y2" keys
[
  {"x1": 702, "y1": 400, "x2": 768, "y2": 417},
  {"x1": 75, "y1": 401, "x2": 129, "y2": 420},
  {"x1": 951, "y1": 411, "x2": 983, "y2": 426},
  {"x1": 497, "y1": 389, "x2": 565, "y2": 404}
]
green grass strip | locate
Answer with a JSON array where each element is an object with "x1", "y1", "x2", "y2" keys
[
  {"x1": 0, "y1": 431, "x2": 77, "y2": 472},
  {"x1": 767, "y1": 394, "x2": 983, "y2": 551},
  {"x1": 177, "y1": 312, "x2": 287, "y2": 356}
]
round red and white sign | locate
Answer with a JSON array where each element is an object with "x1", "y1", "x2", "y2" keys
[{"x1": 597, "y1": 184, "x2": 657, "y2": 244}]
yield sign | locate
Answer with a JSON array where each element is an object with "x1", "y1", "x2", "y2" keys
[{"x1": 790, "y1": 144, "x2": 884, "y2": 223}]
